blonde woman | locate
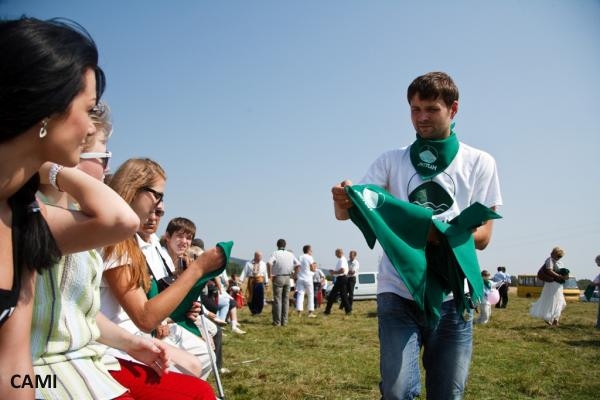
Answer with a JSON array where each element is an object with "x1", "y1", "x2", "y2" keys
[
  {"x1": 530, "y1": 246, "x2": 568, "y2": 326},
  {"x1": 101, "y1": 159, "x2": 224, "y2": 380}
]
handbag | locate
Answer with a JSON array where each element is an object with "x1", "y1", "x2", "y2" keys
[{"x1": 537, "y1": 264, "x2": 555, "y2": 283}]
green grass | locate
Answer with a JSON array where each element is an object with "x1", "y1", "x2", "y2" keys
[{"x1": 217, "y1": 295, "x2": 600, "y2": 399}]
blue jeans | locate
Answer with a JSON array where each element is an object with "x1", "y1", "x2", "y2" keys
[{"x1": 378, "y1": 292, "x2": 473, "y2": 400}]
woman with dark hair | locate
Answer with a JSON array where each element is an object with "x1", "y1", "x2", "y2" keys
[{"x1": 0, "y1": 18, "x2": 140, "y2": 399}]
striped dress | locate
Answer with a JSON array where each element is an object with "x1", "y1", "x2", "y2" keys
[{"x1": 31, "y1": 250, "x2": 126, "y2": 400}]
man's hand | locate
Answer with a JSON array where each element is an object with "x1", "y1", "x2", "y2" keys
[
  {"x1": 332, "y1": 180, "x2": 353, "y2": 209},
  {"x1": 186, "y1": 301, "x2": 202, "y2": 322},
  {"x1": 332, "y1": 180, "x2": 353, "y2": 220}
]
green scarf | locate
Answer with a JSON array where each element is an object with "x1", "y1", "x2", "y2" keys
[
  {"x1": 147, "y1": 241, "x2": 234, "y2": 337},
  {"x1": 409, "y1": 125, "x2": 459, "y2": 179},
  {"x1": 346, "y1": 184, "x2": 501, "y2": 326}
]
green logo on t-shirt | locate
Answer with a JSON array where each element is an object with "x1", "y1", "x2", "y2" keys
[{"x1": 408, "y1": 181, "x2": 453, "y2": 215}]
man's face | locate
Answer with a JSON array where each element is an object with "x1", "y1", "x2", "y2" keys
[
  {"x1": 254, "y1": 252, "x2": 262, "y2": 262},
  {"x1": 166, "y1": 229, "x2": 193, "y2": 257},
  {"x1": 409, "y1": 95, "x2": 457, "y2": 139}
]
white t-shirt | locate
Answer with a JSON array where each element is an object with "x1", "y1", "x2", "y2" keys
[
  {"x1": 348, "y1": 259, "x2": 360, "y2": 277},
  {"x1": 139, "y1": 233, "x2": 175, "y2": 281},
  {"x1": 335, "y1": 256, "x2": 349, "y2": 276},
  {"x1": 297, "y1": 253, "x2": 315, "y2": 281},
  {"x1": 360, "y1": 142, "x2": 503, "y2": 300}
]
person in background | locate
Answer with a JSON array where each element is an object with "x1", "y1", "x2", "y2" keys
[
  {"x1": 240, "y1": 251, "x2": 269, "y2": 315},
  {"x1": 313, "y1": 267, "x2": 326, "y2": 309},
  {"x1": 591, "y1": 255, "x2": 600, "y2": 329},
  {"x1": 136, "y1": 206, "x2": 217, "y2": 379},
  {"x1": 332, "y1": 72, "x2": 502, "y2": 399},
  {"x1": 101, "y1": 159, "x2": 224, "y2": 380},
  {"x1": 324, "y1": 248, "x2": 351, "y2": 315},
  {"x1": 267, "y1": 239, "x2": 299, "y2": 326},
  {"x1": 492, "y1": 266, "x2": 511, "y2": 308},
  {"x1": 295, "y1": 245, "x2": 317, "y2": 318},
  {"x1": 346, "y1": 250, "x2": 360, "y2": 310},
  {"x1": 33, "y1": 103, "x2": 216, "y2": 399},
  {"x1": 530, "y1": 246, "x2": 568, "y2": 326},
  {"x1": 0, "y1": 17, "x2": 140, "y2": 399},
  {"x1": 474, "y1": 269, "x2": 502, "y2": 325}
]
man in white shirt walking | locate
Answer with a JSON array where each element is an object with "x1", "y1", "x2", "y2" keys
[{"x1": 324, "y1": 248, "x2": 352, "y2": 315}]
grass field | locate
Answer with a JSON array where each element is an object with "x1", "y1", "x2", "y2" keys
[{"x1": 217, "y1": 293, "x2": 600, "y2": 400}]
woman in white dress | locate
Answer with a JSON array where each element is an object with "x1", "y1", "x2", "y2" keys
[{"x1": 530, "y1": 246, "x2": 567, "y2": 326}]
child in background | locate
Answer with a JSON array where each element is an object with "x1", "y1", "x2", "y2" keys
[{"x1": 475, "y1": 270, "x2": 502, "y2": 324}]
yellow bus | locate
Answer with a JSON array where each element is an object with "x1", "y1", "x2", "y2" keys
[{"x1": 517, "y1": 275, "x2": 581, "y2": 302}]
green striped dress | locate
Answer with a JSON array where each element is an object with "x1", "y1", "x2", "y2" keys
[{"x1": 31, "y1": 250, "x2": 126, "y2": 399}]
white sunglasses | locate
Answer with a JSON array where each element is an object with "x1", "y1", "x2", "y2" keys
[{"x1": 80, "y1": 151, "x2": 112, "y2": 169}]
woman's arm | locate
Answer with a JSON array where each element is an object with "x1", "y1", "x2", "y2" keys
[
  {"x1": 0, "y1": 272, "x2": 35, "y2": 400},
  {"x1": 103, "y1": 247, "x2": 225, "y2": 332},
  {"x1": 95, "y1": 313, "x2": 170, "y2": 376},
  {"x1": 40, "y1": 163, "x2": 139, "y2": 254}
]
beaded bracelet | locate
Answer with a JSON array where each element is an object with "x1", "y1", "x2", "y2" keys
[{"x1": 49, "y1": 163, "x2": 64, "y2": 192}]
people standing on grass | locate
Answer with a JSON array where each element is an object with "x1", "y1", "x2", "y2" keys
[
  {"x1": 493, "y1": 266, "x2": 511, "y2": 308},
  {"x1": 530, "y1": 246, "x2": 568, "y2": 326},
  {"x1": 295, "y1": 245, "x2": 318, "y2": 318},
  {"x1": 267, "y1": 239, "x2": 299, "y2": 326},
  {"x1": 324, "y1": 248, "x2": 351, "y2": 315},
  {"x1": 240, "y1": 251, "x2": 269, "y2": 315},
  {"x1": 332, "y1": 71, "x2": 502, "y2": 399}
]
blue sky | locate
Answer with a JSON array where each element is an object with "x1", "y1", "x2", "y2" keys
[{"x1": 3, "y1": 0, "x2": 599, "y2": 280}]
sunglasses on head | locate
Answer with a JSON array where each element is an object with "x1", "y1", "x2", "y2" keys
[
  {"x1": 141, "y1": 187, "x2": 165, "y2": 204},
  {"x1": 80, "y1": 151, "x2": 112, "y2": 169}
]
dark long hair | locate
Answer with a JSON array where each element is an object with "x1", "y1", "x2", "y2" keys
[{"x1": 0, "y1": 17, "x2": 105, "y2": 272}]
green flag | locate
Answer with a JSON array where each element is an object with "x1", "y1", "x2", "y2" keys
[
  {"x1": 346, "y1": 184, "x2": 501, "y2": 325},
  {"x1": 148, "y1": 241, "x2": 234, "y2": 337}
]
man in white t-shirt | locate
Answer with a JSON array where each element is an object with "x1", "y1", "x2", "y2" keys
[
  {"x1": 346, "y1": 250, "x2": 360, "y2": 309},
  {"x1": 331, "y1": 72, "x2": 502, "y2": 400},
  {"x1": 324, "y1": 249, "x2": 351, "y2": 315},
  {"x1": 295, "y1": 245, "x2": 318, "y2": 318}
]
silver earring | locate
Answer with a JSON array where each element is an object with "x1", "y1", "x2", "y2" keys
[{"x1": 39, "y1": 119, "x2": 48, "y2": 138}]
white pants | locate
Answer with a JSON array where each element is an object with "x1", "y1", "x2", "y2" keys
[
  {"x1": 475, "y1": 302, "x2": 491, "y2": 324},
  {"x1": 162, "y1": 322, "x2": 214, "y2": 379},
  {"x1": 295, "y1": 279, "x2": 315, "y2": 312}
]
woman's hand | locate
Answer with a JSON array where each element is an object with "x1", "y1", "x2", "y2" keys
[
  {"x1": 124, "y1": 336, "x2": 171, "y2": 376},
  {"x1": 187, "y1": 247, "x2": 225, "y2": 278}
]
